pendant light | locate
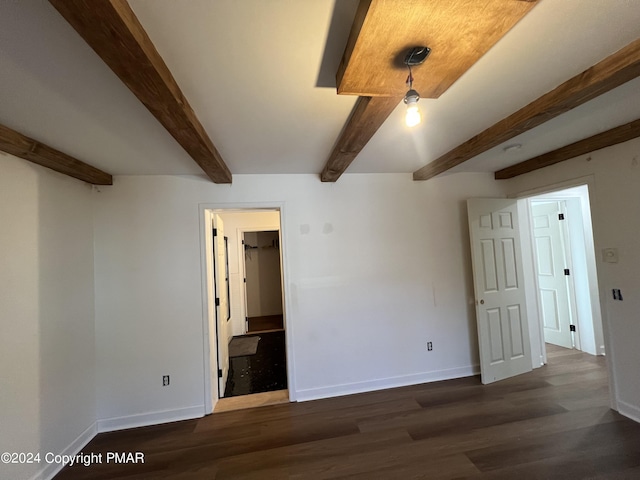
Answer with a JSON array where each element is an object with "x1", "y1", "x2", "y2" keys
[
  {"x1": 404, "y1": 89, "x2": 421, "y2": 127},
  {"x1": 403, "y1": 47, "x2": 430, "y2": 127}
]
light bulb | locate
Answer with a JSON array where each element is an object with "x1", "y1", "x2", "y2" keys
[
  {"x1": 404, "y1": 89, "x2": 421, "y2": 127},
  {"x1": 406, "y1": 104, "x2": 421, "y2": 127}
]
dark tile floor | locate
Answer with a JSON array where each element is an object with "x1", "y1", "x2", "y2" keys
[{"x1": 223, "y1": 330, "x2": 287, "y2": 397}]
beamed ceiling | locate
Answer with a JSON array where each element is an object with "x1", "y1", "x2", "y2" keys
[{"x1": 0, "y1": 0, "x2": 639, "y2": 184}]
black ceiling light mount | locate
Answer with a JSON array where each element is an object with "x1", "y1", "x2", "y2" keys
[
  {"x1": 403, "y1": 46, "x2": 430, "y2": 127},
  {"x1": 404, "y1": 46, "x2": 431, "y2": 66}
]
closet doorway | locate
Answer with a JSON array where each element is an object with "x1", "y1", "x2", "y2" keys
[{"x1": 242, "y1": 230, "x2": 284, "y2": 334}]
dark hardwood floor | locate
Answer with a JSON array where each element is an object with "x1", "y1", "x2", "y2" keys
[{"x1": 56, "y1": 345, "x2": 640, "y2": 479}]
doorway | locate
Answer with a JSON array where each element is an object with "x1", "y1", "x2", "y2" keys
[
  {"x1": 525, "y1": 185, "x2": 605, "y2": 365},
  {"x1": 467, "y1": 183, "x2": 608, "y2": 387},
  {"x1": 222, "y1": 229, "x2": 287, "y2": 398},
  {"x1": 243, "y1": 230, "x2": 284, "y2": 334},
  {"x1": 201, "y1": 207, "x2": 291, "y2": 413}
]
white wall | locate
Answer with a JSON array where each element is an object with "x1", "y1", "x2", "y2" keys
[
  {"x1": 504, "y1": 136, "x2": 640, "y2": 422},
  {"x1": 0, "y1": 154, "x2": 96, "y2": 480},
  {"x1": 92, "y1": 172, "x2": 505, "y2": 420}
]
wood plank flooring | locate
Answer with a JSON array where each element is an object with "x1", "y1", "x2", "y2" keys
[
  {"x1": 214, "y1": 390, "x2": 290, "y2": 413},
  {"x1": 56, "y1": 345, "x2": 640, "y2": 479}
]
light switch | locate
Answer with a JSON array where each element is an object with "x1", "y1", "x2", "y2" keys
[{"x1": 602, "y1": 248, "x2": 619, "y2": 263}]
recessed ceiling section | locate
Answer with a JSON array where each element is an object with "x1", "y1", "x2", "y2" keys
[{"x1": 336, "y1": 0, "x2": 539, "y2": 98}]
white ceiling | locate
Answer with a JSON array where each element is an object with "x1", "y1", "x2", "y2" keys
[{"x1": 1, "y1": 0, "x2": 639, "y2": 179}]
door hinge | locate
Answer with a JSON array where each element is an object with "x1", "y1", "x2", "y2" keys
[
  {"x1": 558, "y1": 213, "x2": 565, "y2": 220},
  {"x1": 213, "y1": 228, "x2": 217, "y2": 237},
  {"x1": 215, "y1": 297, "x2": 220, "y2": 306},
  {"x1": 570, "y1": 325, "x2": 576, "y2": 332},
  {"x1": 564, "y1": 269, "x2": 570, "y2": 276},
  {"x1": 243, "y1": 278, "x2": 246, "y2": 283},
  {"x1": 218, "y1": 369, "x2": 222, "y2": 378}
]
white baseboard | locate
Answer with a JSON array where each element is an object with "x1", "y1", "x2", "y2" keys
[
  {"x1": 35, "y1": 422, "x2": 97, "y2": 480},
  {"x1": 29, "y1": 406, "x2": 204, "y2": 479},
  {"x1": 295, "y1": 365, "x2": 480, "y2": 402},
  {"x1": 617, "y1": 399, "x2": 640, "y2": 424},
  {"x1": 29, "y1": 369, "x2": 480, "y2": 479},
  {"x1": 97, "y1": 405, "x2": 204, "y2": 433}
]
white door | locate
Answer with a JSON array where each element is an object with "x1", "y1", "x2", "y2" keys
[
  {"x1": 213, "y1": 215, "x2": 230, "y2": 396},
  {"x1": 468, "y1": 198, "x2": 532, "y2": 384},
  {"x1": 531, "y1": 201, "x2": 574, "y2": 349},
  {"x1": 241, "y1": 232, "x2": 249, "y2": 335}
]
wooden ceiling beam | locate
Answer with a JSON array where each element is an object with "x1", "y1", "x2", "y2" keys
[
  {"x1": 325, "y1": 0, "x2": 537, "y2": 182},
  {"x1": 49, "y1": 0, "x2": 232, "y2": 184},
  {"x1": 495, "y1": 118, "x2": 640, "y2": 179},
  {"x1": 337, "y1": 0, "x2": 538, "y2": 98},
  {"x1": 413, "y1": 38, "x2": 640, "y2": 181},
  {"x1": 0, "y1": 123, "x2": 113, "y2": 185},
  {"x1": 321, "y1": 96, "x2": 400, "y2": 182}
]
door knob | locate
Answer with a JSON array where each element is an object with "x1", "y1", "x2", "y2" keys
[{"x1": 480, "y1": 299, "x2": 485, "y2": 305}]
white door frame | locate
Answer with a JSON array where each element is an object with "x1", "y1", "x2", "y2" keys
[
  {"x1": 199, "y1": 202, "x2": 296, "y2": 414},
  {"x1": 511, "y1": 175, "x2": 618, "y2": 411}
]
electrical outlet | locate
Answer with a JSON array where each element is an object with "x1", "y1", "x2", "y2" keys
[
  {"x1": 162, "y1": 375, "x2": 170, "y2": 386},
  {"x1": 602, "y1": 248, "x2": 619, "y2": 263},
  {"x1": 427, "y1": 341, "x2": 433, "y2": 351}
]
